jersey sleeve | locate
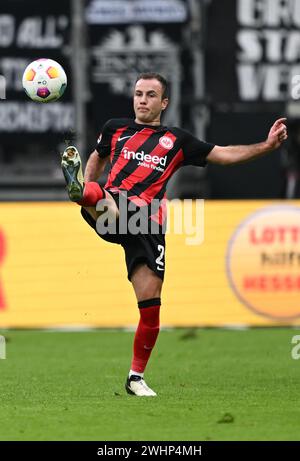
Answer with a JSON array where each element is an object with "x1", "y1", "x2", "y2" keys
[
  {"x1": 95, "y1": 119, "x2": 114, "y2": 158},
  {"x1": 181, "y1": 130, "x2": 215, "y2": 167}
]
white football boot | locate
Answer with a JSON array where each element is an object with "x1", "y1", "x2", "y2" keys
[{"x1": 125, "y1": 375, "x2": 157, "y2": 397}]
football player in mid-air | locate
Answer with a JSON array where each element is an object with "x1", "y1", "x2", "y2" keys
[{"x1": 61, "y1": 72, "x2": 287, "y2": 397}]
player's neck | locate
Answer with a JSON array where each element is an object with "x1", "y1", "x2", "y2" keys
[{"x1": 134, "y1": 117, "x2": 161, "y2": 126}]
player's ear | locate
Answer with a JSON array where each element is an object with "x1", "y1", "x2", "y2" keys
[{"x1": 162, "y1": 98, "x2": 169, "y2": 110}]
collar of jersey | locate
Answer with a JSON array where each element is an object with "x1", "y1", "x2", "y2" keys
[{"x1": 130, "y1": 120, "x2": 163, "y2": 131}]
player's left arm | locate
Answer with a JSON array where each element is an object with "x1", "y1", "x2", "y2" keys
[{"x1": 206, "y1": 118, "x2": 288, "y2": 165}]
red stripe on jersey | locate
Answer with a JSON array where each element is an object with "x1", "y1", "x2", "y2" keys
[
  {"x1": 105, "y1": 126, "x2": 128, "y2": 189},
  {"x1": 139, "y1": 148, "x2": 184, "y2": 202},
  {"x1": 110, "y1": 126, "x2": 128, "y2": 163},
  {"x1": 106, "y1": 128, "x2": 154, "y2": 189},
  {"x1": 150, "y1": 196, "x2": 167, "y2": 226},
  {"x1": 126, "y1": 195, "x2": 149, "y2": 207},
  {"x1": 118, "y1": 131, "x2": 177, "y2": 191}
]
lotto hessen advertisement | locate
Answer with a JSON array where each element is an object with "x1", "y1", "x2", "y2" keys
[
  {"x1": 0, "y1": 200, "x2": 299, "y2": 328},
  {"x1": 227, "y1": 206, "x2": 300, "y2": 320}
]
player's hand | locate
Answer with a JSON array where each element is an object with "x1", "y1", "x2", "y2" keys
[{"x1": 266, "y1": 118, "x2": 288, "y2": 150}]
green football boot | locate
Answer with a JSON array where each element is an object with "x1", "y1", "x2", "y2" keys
[{"x1": 61, "y1": 146, "x2": 84, "y2": 201}]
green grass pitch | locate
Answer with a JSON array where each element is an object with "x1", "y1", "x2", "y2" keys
[{"x1": 0, "y1": 328, "x2": 299, "y2": 441}]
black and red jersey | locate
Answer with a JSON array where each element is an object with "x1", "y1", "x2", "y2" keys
[{"x1": 95, "y1": 118, "x2": 214, "y2": 225}]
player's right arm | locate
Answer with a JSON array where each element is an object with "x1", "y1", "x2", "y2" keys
[
  {"x1": 84, "y1": 119, "x2": 116, "y2": 181},
  {"x1": 84, "y1": 151, "x2": 108, "y2": 182}
]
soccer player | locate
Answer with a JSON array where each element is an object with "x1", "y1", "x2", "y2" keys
[{"x1": 61, "y1": 72, "x2": 287, "y2": 397}]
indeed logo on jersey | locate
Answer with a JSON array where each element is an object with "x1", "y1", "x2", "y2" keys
[{"x1": 122, "y1": 148, "x2": 167, "y2": 172}]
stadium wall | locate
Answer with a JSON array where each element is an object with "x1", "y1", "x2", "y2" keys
[{"x1": 0, "y1": 200, "x2": 299, "y2": 328}]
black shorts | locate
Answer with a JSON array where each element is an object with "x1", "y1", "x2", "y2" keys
[{"x1": 80, "y1": 192, "x2": 166, "y2": 281}]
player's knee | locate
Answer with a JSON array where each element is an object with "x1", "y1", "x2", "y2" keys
[
  {"x1": 138, "y1": 287, "x2": 161, "y2": 301},
  {"x1": 132, "y1": 266, "x2": 162, "y2": 299}
]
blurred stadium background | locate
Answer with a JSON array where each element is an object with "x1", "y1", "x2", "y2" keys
[
  {"x1": 1, "y1": 0, "x2": 300, "y2": 443},
  {"x1": 0, "y1": 0, "x2": 299, "y2": 329}
]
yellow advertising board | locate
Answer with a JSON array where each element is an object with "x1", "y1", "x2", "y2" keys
[{"x1": 0, "y1": 200, "x2": 299, "y2": 328}]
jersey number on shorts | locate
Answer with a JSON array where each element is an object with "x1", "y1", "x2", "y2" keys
[{"x1": 156, "y1": 245, "x2": 165, "y2": 271}]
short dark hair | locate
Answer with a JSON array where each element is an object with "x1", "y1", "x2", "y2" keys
[{"x1": 135, "y1": 72, "x2": 169, "y2": 100}]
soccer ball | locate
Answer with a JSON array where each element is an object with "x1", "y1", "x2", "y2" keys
[{"x1": 22, "y1": 58, "x2": 67, "y2": 103}]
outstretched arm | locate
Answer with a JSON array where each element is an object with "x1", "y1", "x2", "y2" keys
[
  {"x1": 84, "y1": 150, "x2": 109, "y2": 182},
  {"x1": 206, "y1": 118, "x2": 288, "y2": 165}
]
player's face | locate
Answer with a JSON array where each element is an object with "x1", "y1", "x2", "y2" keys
[{"x1": 134, "y1": 79, "x2": 169, "y2": 125}]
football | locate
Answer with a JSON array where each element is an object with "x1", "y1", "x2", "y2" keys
[{"x1": 22, "y1": 58, "x2": 67, "y2": 103}]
